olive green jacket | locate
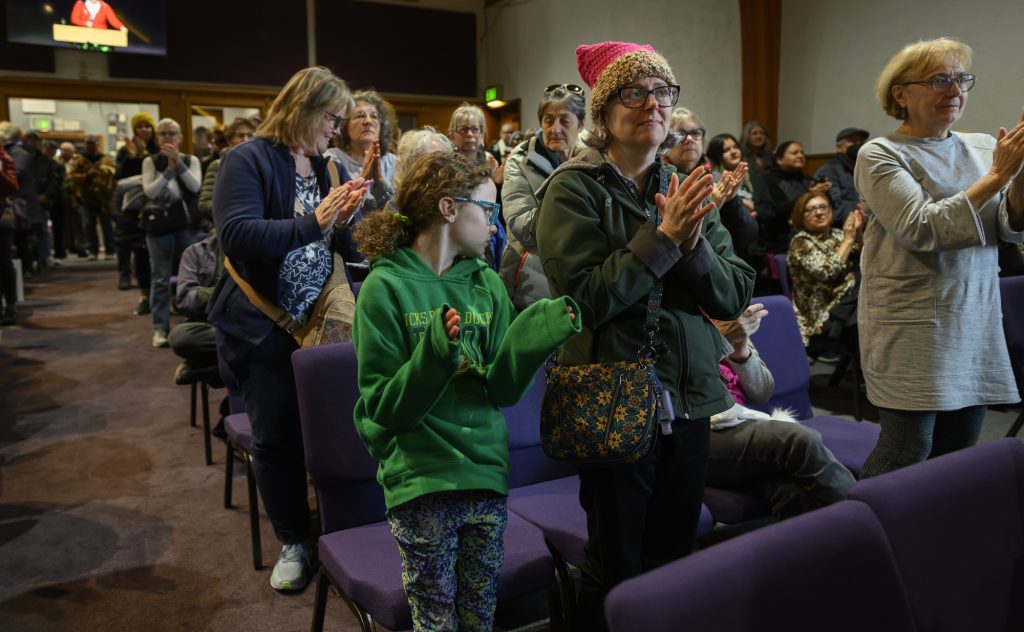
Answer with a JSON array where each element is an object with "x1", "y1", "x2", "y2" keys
[{"x1": 536, "y1": 148, "x2": 755, "y2": 420}]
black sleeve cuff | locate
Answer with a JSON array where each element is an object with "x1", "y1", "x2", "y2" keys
[
  {"x1": 628, "y1": 222, "x2": 682, "y2": 277},
  {"x1": 673, "y1": 236, "x2": 715, "y2": 283}
]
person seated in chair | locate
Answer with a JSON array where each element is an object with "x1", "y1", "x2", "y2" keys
[{"x1": 707, "y1": 302, "x2": 856, "y2": 519}]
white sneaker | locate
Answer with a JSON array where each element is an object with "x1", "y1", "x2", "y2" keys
[
  {"x1": 270, "y1": 543, "x2": 309, "y2": 591},
  {"x1": 152, "y1": 331, "x2": 169, "y2": 348}
]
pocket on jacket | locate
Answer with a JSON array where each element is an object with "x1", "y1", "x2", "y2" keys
[{"x1": 866, "y1": 274, "x2": 936, "y2": 323}]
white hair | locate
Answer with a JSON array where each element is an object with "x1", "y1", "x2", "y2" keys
[
  {"x1": 393, "y1": 126, "x2": 454, "y2": 191},
  {"x1": 156, "y1": 117, "x2": 181, "y2": 135}
]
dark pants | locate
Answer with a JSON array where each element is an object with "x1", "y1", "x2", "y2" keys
[
  {"x1": 576, "y1": 417, "x2": 710, "y2": 632},
  {"x1": 220, "y1": 326, "x2": 309, "y2": 545},
  {"x1": 84, "y1": 206, "x2": 114, "y2": 255},
  {"x1": 116, "y1": 245, "x2": 151, "y2": 290},
  {"x1": 169, "y1": 321, "x2": 216, "y2": 366},
  {"x1": 0, "y1": 226, "x2": 16, "y2": 309},
  {"x1": 861, "y1": 405, "x2": 987, "y2": 478}
]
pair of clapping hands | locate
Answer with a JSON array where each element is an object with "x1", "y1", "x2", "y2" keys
[
  {"x1": 315, "y1": 176, "x2": 372, "y2": 231},
  {"x1": 715, "y1": 303, "x2": 768, "y2": 363},
  {"x1": 655, "y1": 162, "x2": 752, "y2": 251}
]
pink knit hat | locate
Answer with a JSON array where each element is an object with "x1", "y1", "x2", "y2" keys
[{"x1": 576, "y1": 41, "x2": 676, "y2": 123}]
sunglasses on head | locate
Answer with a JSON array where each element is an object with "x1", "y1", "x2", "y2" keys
[{"x1": 545, "y1": 84, "x2": 585, "y2": 96}]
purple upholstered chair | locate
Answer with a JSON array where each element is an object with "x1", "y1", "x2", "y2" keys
[
  {"x1": 849, "y1": 439, "x2": 1024, "y2": 632},
  {"x1": 505, "y1": 369, "x2": 714, "y2": 627},
  {"x1": 292, "y1": 342, "x2": 558, "y2": 632},
  {"x1": 216, "y1": 345, "x2": 263, "y2": 570},
  {"x1": 999, "y1": 275, "x2": 1024, "y2": 438},
  {"x1": 604, "y1": 500, "x2": 917, "y2": 632}
]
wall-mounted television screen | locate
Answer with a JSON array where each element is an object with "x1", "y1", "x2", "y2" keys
[{"x1": 5, "y1": 1, "x2": 167, "y2": 55}]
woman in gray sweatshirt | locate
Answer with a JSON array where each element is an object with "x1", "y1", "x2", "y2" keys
[{"x1": 854, "y1": 37, "x2": 1024, "y2": 477}]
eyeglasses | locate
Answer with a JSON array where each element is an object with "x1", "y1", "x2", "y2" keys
[
  {"x1": 323, "y1": 111, "x2": 343, "y2": 131},
  {"x1": 545, "y1": 83, "x2": 585, "y2": 96},
  {"x1": 455, "y1": 126, "x2": 482, "y2": 136},
  {"x1": 617, "y1": 84, "x2": 681, "y2": 108},
  {"x1": 452, "y1": 196, "x2": 501, "y2": 225},
  {"x1": 803, "y1": 203, "x2": 832, "y2": 216},
  {"x1": 902, "y1": 73, "x2": 976, "y2": 93},
  {"x1": 676, "y1": 128, "x2": 706, "y2": 141}
]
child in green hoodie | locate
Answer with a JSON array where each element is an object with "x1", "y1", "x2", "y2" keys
[{"x1": 352, "y1": 152, "x2": 580, "y2": 631}]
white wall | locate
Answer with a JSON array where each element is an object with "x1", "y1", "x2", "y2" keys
[
  {"x1": 480, "y1": 0, "x2": 743, "y2": 138},
  {"x1": 779, "y1": 0, "x2": 1024, "y2": 154}
]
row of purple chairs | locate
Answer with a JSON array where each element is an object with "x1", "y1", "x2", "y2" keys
[{"x1": 605, "y1": 438, "x2": 1024, "y2": 632}]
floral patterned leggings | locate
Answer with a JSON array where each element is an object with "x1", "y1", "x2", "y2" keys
[{"x1": 387, "y1": 490, "x2": 507, "y2": 631}]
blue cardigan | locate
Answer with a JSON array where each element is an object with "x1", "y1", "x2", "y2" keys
[{"x1": 208, "y1": 137, "x2": 360, "y2": 346}]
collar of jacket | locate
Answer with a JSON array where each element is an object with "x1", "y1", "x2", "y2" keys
[{"x1": 537, "y1": 146, "x2": 669, "y2": 199}]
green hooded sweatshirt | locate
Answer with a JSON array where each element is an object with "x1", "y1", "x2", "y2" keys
[{"x1": 352, "y1": 247, "x2": 581, "y2": 510}]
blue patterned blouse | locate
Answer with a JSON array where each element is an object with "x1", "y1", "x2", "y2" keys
[{"x1": 277, "y1": 173, "x2": 332, "y2": 324}]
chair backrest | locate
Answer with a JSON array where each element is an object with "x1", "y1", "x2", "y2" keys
[
  {"x1": 292, "y1": 342, "x2": 387, "y2": 533},
  {"x1": 774, "y1": 252, "x2": 791, "y2": 298},
  {"x1": 849, "y1": 438, "x2": 1024, "y2": 632},
  {"x1": 748, "y1": 295, "x2": 814, "y2": 419},
  {"x1": 504, "y1": 369, "x2": 576, "y2": 489},
  {"x1": 214, "y1": 331, "x2": 246, "y2": 415},
  {"x1": 999, "y1": 275, "x2": 1024, "y2": 387},
  {"x1": 604, "y1": 500, "x2": 916, "y2": 632}
]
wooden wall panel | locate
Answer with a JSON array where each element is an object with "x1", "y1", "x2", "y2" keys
[{"x1": 739, "y1": 0, "x2": 781, "y2": 142}]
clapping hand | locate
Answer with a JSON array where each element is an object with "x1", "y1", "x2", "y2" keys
[
  {"x1": 160, "y1": 142, "x2": 180, "y2": 168},
  {"x1": 843, "y1": 206, "x2": 865, "y2": 242},
  {"x1": 655, "y1": 167, "x2": 716, "y2": 251},
  {"x1": 711, "y1": 161, "x2": 749, "y2": 207},
  {"x1": 714, "y1": 303, "x2": 768, "y2": 361},
  {"x1": 314, "y1": 177, "x2": 371, "y2": 231},
  {"x1": 358, "y1": 140, "x2": 382, "y2": 182},
  {"x1": 993, "y1": 109, "x2": 1024, "y2": 183}
]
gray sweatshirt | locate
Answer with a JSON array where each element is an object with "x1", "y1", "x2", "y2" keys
[{"x1": 853, "y1": 131, "x2": 1023, "y2": 410}]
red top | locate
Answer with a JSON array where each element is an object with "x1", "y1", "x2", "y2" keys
[{"x1": 70, "y1": 1, "x2": 124, "y2": 30}]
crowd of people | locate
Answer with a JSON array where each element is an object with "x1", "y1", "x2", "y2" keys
[{"x1": 2, "y1": 34, "x2": 1024, "y2": 631}]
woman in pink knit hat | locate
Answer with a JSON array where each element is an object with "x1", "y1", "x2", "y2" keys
[{"x1": 536, "y1": 41, "x2": 755, "y2": 630}]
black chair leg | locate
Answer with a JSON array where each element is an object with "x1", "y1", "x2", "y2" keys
[
  {"x1": 201, "y1": 382, "x2": 212, "y2": 465},
  {"x1": 245, "y1": 455, "x2": 263, "y2": 569},
  {"x1": 1008, "y1": 410, "x2": 1024, "y2": 438},
  {"x1": 224, "y1": 443, "x2": 234, "y2": 508},
  {"x1": 827, "y1": 354, "x2": 851, "y2": 388},
  {"x1": 312, "y1": 572, "x2": 329, "y2": 632},
  {"x1": 189, "y1": 382, "x2": 198, "y2": 427}
]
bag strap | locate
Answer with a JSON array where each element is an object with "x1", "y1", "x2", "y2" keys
[
  {"x1": 224, "y1": 158, "x2": 344, "y2": 334},
  {"x1": 223, "y1": 257, "x2": 302, "y2": 333}
]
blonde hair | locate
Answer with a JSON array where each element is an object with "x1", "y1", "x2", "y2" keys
[
  {"x1": 669, "y1": 107, "x2": 702, "y2": 130},
  {"x1": 393, "y1": 126, "x2": 454, "y2": 191},
  {"x1": 355, "y1": 153, "x2": 492, "y2": 260},
  {"x1": 875, "y1": 37, "x2": 973, "y2": 119},
  {"x1": 257, "y1": 67, "x2": 354, "y2": 148},
  {"x1": 447, "y1": 103, "x2": 488, "y2": 139}
]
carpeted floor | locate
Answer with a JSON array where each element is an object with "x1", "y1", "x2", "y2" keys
[
  {"x1": 0, "y1": 260, "x2": 357, "y2": 631},
  {"x1": 2, "y1": 260, "x2": 1021, "y2": 631}
]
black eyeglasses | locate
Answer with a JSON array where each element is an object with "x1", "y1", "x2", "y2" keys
[
  {"x1": 452, "y1": 197, "x2": 501, "y2": 225},
  {"x1": 455, "y1": 126, "x2": 483, "y2": 136},
  {"x1": 617, "y1": 85, "x2": 681, "y2": 108},
  {"x1": 545, "y1": 84, "x2": 585, "y2": 96},
  {"x1": 902, "y1": 73, "x2": 976, "y2": 93},
  {"x1": 322, "y1": 111, "x2": 343, "y2": 131},
  {"x1": 676, "y1": 128, "x2": 706, "y2": 141}
]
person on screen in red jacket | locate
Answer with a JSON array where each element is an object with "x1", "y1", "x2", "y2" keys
[{"x1": 70, "y1": 0, "x2": 127, "y2": 32}]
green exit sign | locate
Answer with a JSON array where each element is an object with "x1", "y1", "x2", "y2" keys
[{"x1": 485, "y1": 86, "x2": 499, "y2": 102}]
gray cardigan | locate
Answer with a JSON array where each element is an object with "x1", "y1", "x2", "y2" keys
[{"x1": 853, "y1": 131, "x2": 1023, "y2": 410}]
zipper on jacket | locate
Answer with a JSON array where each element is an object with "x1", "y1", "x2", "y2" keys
[{"x1": 667, "y1": 309, "x2": 691, "y2": 420}]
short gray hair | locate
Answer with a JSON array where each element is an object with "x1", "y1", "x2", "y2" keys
[
  {"x1": 537, "y1": 87, "x2": 586, "y2": 126},
  {"x1": 156, "y1": 118, "x2": 182, "y2": 135},
  {"x1": 447, "y1": 103, "x2": 487, "y2": 139},
  {"x1": 394, "y1": 126, "x2": 454, "y2": 191},
  {"x1": 0, "y1": 121, "x2": 22, "y2": 144}
]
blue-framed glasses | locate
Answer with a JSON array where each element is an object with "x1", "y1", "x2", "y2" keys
[{"x1": 452, "y1": 196, "x2": 501, "y2": 225}]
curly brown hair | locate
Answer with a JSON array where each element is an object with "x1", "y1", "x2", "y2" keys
[{"x1": 355, "y1": 153, "x2": 493, "y2": 261}]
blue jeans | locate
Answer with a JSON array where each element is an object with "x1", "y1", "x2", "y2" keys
[
  {"x1": 146, "y1": 227, "x2": 199, "y2": 333},
  {"x1": 860, "y1": 405, "x2": 987, "y2": 478}
]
